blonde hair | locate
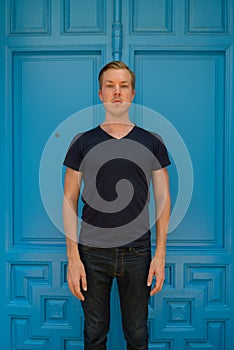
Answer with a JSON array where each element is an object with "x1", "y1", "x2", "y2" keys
[{"x1": 98, "y1": 61, "x2": 135, "y2": 90}]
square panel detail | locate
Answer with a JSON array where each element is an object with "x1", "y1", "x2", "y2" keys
[
  {"x1": 167, "y1": 301, "x2": 191, "y2": 326},
  {"x1": 63, "y1": 0, "x2": 105, "y2": 34},
  {"x1": 44, "y1": 298, "x2": 70, "y2": 325},
  {"x1": 131, "y1": 0, "x2": 174, "y2": 33},
  {"x1": 188, "y1": 0, "x2": 229, "y2": 33},
  {"x1": 10, "y1": 0, "x2": 50, "y2": 35},
  {"x1": 32, "y1": 287, "x2": 84, "y2": 337},
  {"x1": 148, "y1": 288, "x2": 205, "y2": 340}
]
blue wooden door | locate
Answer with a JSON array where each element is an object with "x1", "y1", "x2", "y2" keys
[{"x1": 0, "y1": 1, "x2": 233, "y2": 349}]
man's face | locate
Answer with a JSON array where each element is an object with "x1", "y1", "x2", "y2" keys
[{"x1": 98, "y1": 68, "x2": 135, "y2": 117}]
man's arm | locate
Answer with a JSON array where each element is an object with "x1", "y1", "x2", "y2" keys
[
  {"x1": 147, "y1": 167, "x2": 171, "y2": 295},
  {"x1": 63, "y1": 167, "x2": 87, "y2": 301}
]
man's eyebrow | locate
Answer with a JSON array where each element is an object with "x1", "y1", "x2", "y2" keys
[{"x1": 104, "y1": 80, "x2": 129, "y2": 84}]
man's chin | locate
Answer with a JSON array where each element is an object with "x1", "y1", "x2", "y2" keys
[{"x1": 103, "y1": 102, "x2": 131, "y2": 115}]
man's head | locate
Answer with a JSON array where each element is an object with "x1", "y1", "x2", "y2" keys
[
  {"x1": 98, "y1": 61, "x2": 135, "y2": 90},
  {"x1": 98, "y1": 61, "x2": 136, "y2": 116}
]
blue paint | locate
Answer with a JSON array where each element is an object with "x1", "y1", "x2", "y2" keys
[
  {"x1": 0, "y1": 0, "x2": 233, "y2": 349},
  {"x1": 112, "y1": 0, "x2": 123, "y2": 60}
]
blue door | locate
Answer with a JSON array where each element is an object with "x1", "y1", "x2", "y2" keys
[{"x1": 0, "y1": 1, "x2": 233, "y2": 349}]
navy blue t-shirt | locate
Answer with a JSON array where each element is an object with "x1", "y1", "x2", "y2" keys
[{"x1": 63, "y1": 125, "x2": 170, "y2": 248}]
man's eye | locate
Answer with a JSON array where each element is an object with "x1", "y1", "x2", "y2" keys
[{"x1": 121, "y1": 85, "x2": 129, "y2": 88}]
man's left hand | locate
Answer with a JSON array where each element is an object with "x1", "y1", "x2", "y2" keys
[{"x1": 147, "y1": 254, "x2": 165, "y2": 296}]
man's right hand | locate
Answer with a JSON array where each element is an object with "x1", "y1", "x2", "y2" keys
[{"x1": 67, "y1": 258, "x2": 87, "y2": 301}]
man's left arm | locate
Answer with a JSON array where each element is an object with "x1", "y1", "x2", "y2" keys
[{"x1": 147, "y1": 168, "x2": 171, "y2": 295}]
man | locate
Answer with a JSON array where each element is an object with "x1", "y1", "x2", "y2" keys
[{"x1": 63, "y1": 61, "x2": 171, "y2": 349}]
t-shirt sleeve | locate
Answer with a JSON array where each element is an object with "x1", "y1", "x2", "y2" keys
[
  {"x1": 63, "y1": 134, "x2": 83, "y2": 171},
  {"x1": 151, "y1": 133, "x2": 171, "y2": 170}
]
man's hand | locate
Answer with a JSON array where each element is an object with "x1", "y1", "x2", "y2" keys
[
  {"x1": 147, "y1": 254, "x2": 165, "y2": 296},
  {"x1": 67, "y1": 258, "x2": 87, "y2": 301}
]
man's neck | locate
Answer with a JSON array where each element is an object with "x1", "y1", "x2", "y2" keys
[{"x1": 100, "y1": 121, "x2": 135, "y2": 139}]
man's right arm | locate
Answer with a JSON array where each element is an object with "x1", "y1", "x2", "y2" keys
[{"x1": 63, "y1": 167, "x2": 87, "y2": 301}]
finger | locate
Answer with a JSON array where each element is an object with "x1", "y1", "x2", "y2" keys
[
  {"x1": 68, "y1": 278, "x2": 85, "y2": 301},
  {"x1": 150, "y1": 279, "x2": 164, "y2": 296},
  {"x1": 72, "y1": 283, "x2": 85, "y2": 301},
  {"x1": 147, "y1": 268, "x2": 154, "y2": 287},
  {"x1": 81, "y1": 274, "x2": 87, "y2": 292}
]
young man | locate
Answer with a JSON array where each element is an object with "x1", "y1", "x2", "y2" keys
[{"x1": 63, "y1": 61, "x2": 171, "y2": 349}]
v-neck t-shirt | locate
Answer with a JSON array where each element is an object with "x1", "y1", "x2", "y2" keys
[{"x1": 63, "y1": 125, "x2": 171, "y2": 248}]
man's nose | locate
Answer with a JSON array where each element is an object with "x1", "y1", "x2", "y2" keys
[{"x1": 114, "y1": 85, "x2": 120, "y2": 94}]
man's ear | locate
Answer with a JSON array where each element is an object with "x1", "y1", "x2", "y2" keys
[
  {"x1": 132, "y1": 90, "x2": 136, "y2": 101},
  {"x1": 98, "y1": 90, "x2": 103, "y2": 101}
]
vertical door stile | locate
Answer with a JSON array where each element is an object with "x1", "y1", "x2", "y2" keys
[{"x1": 112, "y1": 0, "x2": 123, "y2": 61}]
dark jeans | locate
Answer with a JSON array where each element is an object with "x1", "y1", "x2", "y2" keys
[{"x1": 79, "y1": 244, "x2": 151, "y2": 350}]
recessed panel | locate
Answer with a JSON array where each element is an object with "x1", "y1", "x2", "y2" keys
[
  {"x1": 10, "y1": 0, "x2": 50, "y2": 34},
  {"x1": 167, "y1": 301, "x2": 191, "y2": 326},
  {"x1": 32, "y1": 288, "x2": 83, "y2": 337},
  {"x1": 186, "y1": 265, "x2": 227, "y2": 306},
  {"x1": 149, "y1": 289, "x2": 205, "y2": 340},
  {"x1": 186, "y1": 322, "x2": 225, "y2": 349},
  {"x1": 134, "y1": 50, "x2": 225, "y2": 248},
  {"x1": 131, "y1": 0, "x2": 173, "y2": 33},
  {"x1": 10, "y1": 263, "x2": 50, "y2": 304},
  {"x1": 12, "y1": 51, "x2": 102, "y2": 246},
  {"x1": 188, "y1": 0, "x2": 229, "y2": 33},
  {"x1": 64, "y1": 339, "x2": 84, "y2": 349},
  {"x1": 11, "y1": 318, "x2": 50, "y2": 349},
  {"x1": 44, "y1": 298, "x2": 70, "y2": 325},
  {"x1": 64, "y1": 0, "x2": 105, "y2": 33}
]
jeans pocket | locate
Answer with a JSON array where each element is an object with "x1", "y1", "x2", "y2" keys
[{"x1": 132, "y1": 245, "x2": 151, "y2": 257}]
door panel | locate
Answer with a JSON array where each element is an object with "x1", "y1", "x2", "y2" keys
[
  {"x1": 122, "y1": 1, "x2": 233, "y2": 349},
  {"x1": 0, "y1": 1, "x2": 233, "y2": 349},
  {"x1": 134, "y1": 50, "x2": 225, "y2": 247},
  {"x1": 12, "y1": 51, "x2": 102, "y2": 246}
]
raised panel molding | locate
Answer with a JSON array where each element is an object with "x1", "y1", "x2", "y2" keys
[
  {"x1": 11, "y1": 318, "x2": 50, "y2": 350},
  {"x1": 44, "y1": 298, "x2": 70, "y2": 325},
  {"x1": 148, "y1": 290, "x2": 228, "y2": 348},
  {"x1": 185, "y1": 265, "x2": 227, "y2": 307},
  {"x1": 63, "y1": 339, "x2": 84, "y2": 350},
  {"x1": 131, "y1": 0, "x2": 174, "y2": 33},
  {"x1": 187, "y1": 0, "x2": 229, "y2": 34},
  {"x1": 63, "y1": 0, "x2": 106, "y2": 34},
  {"x1": 148, "y1": 289, "x2": 205, "y2": 340},
  {"x1": 9, "y1": 263, "x2": 84, "y2": 341},
  {"x1": 31, "y1": 287, "x2": 84, "y2": 337},
  {"x1": 10, "y1": 0, "x2": 50, "y2": 35},
  {"x1": 164, "y1": 264, "x2": 175, "y2": 289},
  {"x1": 147, "y1": 339, "x2": 172, "y2": 350},
  {"x1": 167, "y1": 301, "x2": 191, "y2": 326},
  {"x1": 186, "y1": 322, "x2": 225, "y2": 349},
  {"x1": 10, "y1": 263, "x2": 50, "y2": 304},
  {"x1": 147, "y1": 261, "x2": 229, "y2": 344}
]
